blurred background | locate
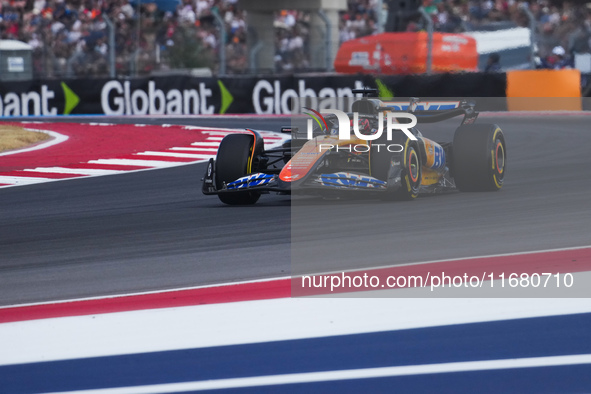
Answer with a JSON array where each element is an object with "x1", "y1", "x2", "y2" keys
[{"x1": 1, "y1": 0, "x2": 589, "y2": 78}]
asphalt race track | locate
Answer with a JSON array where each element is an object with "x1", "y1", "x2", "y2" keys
[{"x1": 1, "y1": 115, "x2": 590, "y2": 305}]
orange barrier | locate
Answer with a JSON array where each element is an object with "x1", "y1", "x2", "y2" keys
[
  {"x1": 334, "y1": 32, "x2": 478, "y2": 75},
  {"x1": 506, "y1": 69, "x2": 582, "y2": 111}
]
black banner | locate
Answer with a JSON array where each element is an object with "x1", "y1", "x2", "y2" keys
[{"x1": 0, "y1": 73, "x2": 507, "y2": 116}]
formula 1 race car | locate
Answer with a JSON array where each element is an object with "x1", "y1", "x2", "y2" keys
[{"x1": 202, "y1": 90, "x2": 506, "y2": 205}]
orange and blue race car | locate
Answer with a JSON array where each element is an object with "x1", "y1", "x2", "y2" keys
[{"x1": 202, "y1": 90, "x2": 506, "y2": 205}]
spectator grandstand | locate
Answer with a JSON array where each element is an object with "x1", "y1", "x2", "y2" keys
[{"x1": 1, "y1": 0, "x2": 589, "y2": 77}]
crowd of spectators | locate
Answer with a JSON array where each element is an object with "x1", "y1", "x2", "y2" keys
[
  {"x1": 338, "y1": 0, "x2": 591, "y2": 70},
  {"x1": 463, "y1": 0, "x2": 591, "y2": 70},
  {"x1": 528, "y1": 1, "x2": 589, "y2": 69},
  {"x1": 274, "y1": 10, "x2": 310, "y2": 72},
  {"x1": 0, "y1": 0, "x2": 588, "y2": 77},
  {"x1": 0, "y1": 0, "x2": 246, "y2": 77}
]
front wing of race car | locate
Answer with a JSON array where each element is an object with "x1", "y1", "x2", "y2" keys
[
  {"x1": 202, "y1": 159, "x2": 287, "y2": 195},
  {"x1": 202, "y1": 158, "x2": 391, "y2": 196}
]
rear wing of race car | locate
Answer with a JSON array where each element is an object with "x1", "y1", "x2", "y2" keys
[
  {"x1": 288, "y1": 95, "x2": 478, "y2": 140},
  {"x1": 381, "y1": 98, "x2": 479, "y2": 125},
  {"x1": 348, "y1": 90, "x2": 479, "y2": 125}
]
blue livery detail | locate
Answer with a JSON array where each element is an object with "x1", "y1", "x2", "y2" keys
[
  {"x1": 317, "y1": 172, "x2": 387, "y2": 188},
  {"x1": 387, "y1": 104, "x2": 459, "y2": 111},
  {"x1": 227, "y1": 173, "x2": 274, "y2": 189},
  {"x1": 432, "y1": 143, "x2": 446, "y2": 170}
]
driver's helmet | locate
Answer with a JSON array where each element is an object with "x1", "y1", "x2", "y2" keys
[{"x1": 350, "y1": 118, "x2": 372, "y2": 135}]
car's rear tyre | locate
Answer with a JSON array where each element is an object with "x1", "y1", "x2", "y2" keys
[
  {"x1": 452, "y1": 124, "x2": 506, "y2": 192},
  {"x1": 215, "y1": 134, "x2": 261, "y2": 205},
  {"x1": 371, "y1": 140, "x2": 422, "y2": 201}
]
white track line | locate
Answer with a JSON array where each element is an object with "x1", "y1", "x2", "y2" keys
[
  {"x1": 44, "y1": 354, "x2": 591, "y2": 394},
  {"x1": 24, "y1": 167, "x2": 125, "y2": 176},
  {"x1": 169, "y1": 147, "x2": 218, "y2": 152},
  {"x1": 0, "y1": 276, "x2": 289, "y2": 309},
  {"x1": 190, "y1": 142, "x2": 221, "y2": 147},
  {"x1": 87, "y1": 159, "x2": 195, "y2": 168},
  {"x1": 3, "y1": 297, "x2": 591, "y2": 367},
  {"x1": 135, "y1": 151, "x2": 213, "y2": 159},
  {"x1": 301, "y1": 245, "x2": 591, "y2": 278},
  {"x1": 0, "y1": 176, "x2": 53, "y2": 185},
  {"x1": 182, "y1": 126, "x2": 251, "y2": 132},
  {"x1": 3, "y1": 244, "x2": 590, "y2": 310}
]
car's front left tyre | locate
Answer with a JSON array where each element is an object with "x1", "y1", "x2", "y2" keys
[{"x1": 215, "y1": 133, "x2": 261, "y2": 205}]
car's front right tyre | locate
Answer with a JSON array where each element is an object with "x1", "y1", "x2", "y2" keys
[{"x1": 371, "y1": 138, "x2": 422, "y2": 201}]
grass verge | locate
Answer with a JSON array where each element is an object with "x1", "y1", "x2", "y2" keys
[{"x1": 0, "y1": 125, "x2": 50, "y2": 153}]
